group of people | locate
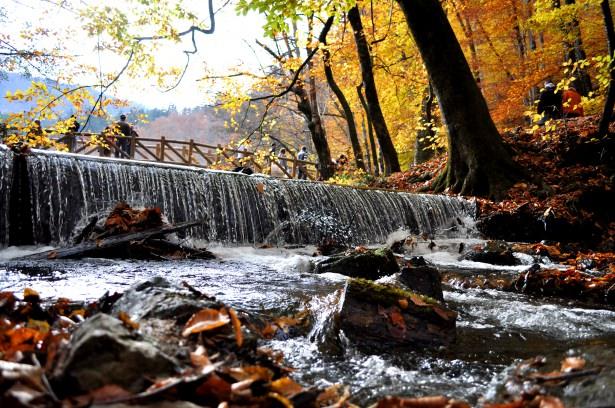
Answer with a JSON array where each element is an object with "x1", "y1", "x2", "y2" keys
[
  {"x1": 537, "y1": 80, "x2": 584, "y2": 124},
  {"x1": 99, "y1": 114, "x2": 138, "y2": 158},
  {"x1": 20, "y1": 114, "x2": 136, "y2": 158},
  {"x1": 234, "y1": 142, "x2": 311, "y2": 179}
]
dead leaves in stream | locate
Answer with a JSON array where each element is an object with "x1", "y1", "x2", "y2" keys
[{"x1": 0, "y1": 289, "x2": 352, "y2": 407}]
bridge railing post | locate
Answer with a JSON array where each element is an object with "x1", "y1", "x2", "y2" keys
[
  {"x1": 129, "y1": 134, "x2": 136, "y2": 159},
  {"x1": 159, "y1": 136, "x2": 166, "y2": 162},
  {"x1": 188, "y1": 139, "x2": 195, "y2": 165}
]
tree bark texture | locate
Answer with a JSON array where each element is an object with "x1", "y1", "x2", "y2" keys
[
  {"x1": 358, "y1": 84, "x2": 380, "y2": 176},
  {"x1": 397, "y1": 0, "x2": 521, "y2": 199},
  {"x1": 599, "y1": 0, "x2": 615, "y2": 137},
  {"x1": 414, "y1": 84, "x2": 436, "y2": 164},
  {"x1": 321, "y1": 33, "x2": 365, "y2": 170},
  {"x1": 361, "y1": 115, "x2": 372, "y2": 172},
  {"x1": 348, "y1": 6, "x2": 400, "y2": 175}
]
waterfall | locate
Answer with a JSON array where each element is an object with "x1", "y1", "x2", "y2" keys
[
  {"x1": 0, "y1": 146, "x2": 13, "y2": 246},
  {"x1": 3, "y1": 149, "x2": 476, "y2": 246}
]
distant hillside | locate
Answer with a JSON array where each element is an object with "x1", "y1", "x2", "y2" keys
[
  {"x1": 0, "y1": 73, "x2": 59, "y2": 113},
  {"x1": 0, "y1": 72, "x2": 235, "y2": 143}
]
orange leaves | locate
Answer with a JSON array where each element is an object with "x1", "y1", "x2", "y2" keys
[
  {"x1": 560, "y1": 356, "x2": 586, "y2": 373},
  {"x1": 228, "y1": 308, "x2": 243, "y2": 347},
  {"x1": 409, "y1": 294, "x2": 430, "y2": 307},
  {"x1": 376, "y1": 395, "x2": 470, "y2": 408},
  {"x1": 269, "y1": 377, "x2": 303, "y2": 398},
  {"x1": 182, "y1": 306, "x2": 244, "y2": 349},
  {"x1": 182, "y1": 308, "x2": 231, "y2": 337},
  {"x1": 388, "y1": 310, "x2": 406, "y2": 328},
  {"x1": 117, "y1": 311, "x2": 139, "y2": 330},
  {"x1": 257, "y1": 310, "x2": 310, "y2": 340},
  {"x1": 484, "y1": 396, "x2": 565, "y2": 408}
]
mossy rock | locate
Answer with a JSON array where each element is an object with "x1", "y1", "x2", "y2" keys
[
  {"x1": 314, "y1": 247, "x2": 399, "y2": 279},
  {"x1": 338, "y1": 279, "x2": 456, "y2": 350}
]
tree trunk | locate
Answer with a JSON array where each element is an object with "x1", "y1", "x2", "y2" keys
[
  {"x1": 599, "y1": 0, "x2": 615, "y2": 136},
  {"x1": 414, "y1": 84, "x2": 436, "y2": 164},
  {"x1": 396, "y1": 0, "x2": 521, "y2": 199},
  {"x1": 358, "y1": 84, "x2": 380, "y2": 176},
  {"x1": 361, "y1": 114, "x2": 372, "y2": 172},
  {"x1": 294, "y1": 80, "x2": 333, "y2": 179},
  {"x1": 347, "y1": 6, "x2": 400, "y2": 174},
  {"x1": 321, "y1": 33, "x2": 365, "y2": 170}
]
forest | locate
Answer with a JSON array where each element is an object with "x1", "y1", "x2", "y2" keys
[{"x1": 1, "y1": 0, "x2": 615, "y2": 407}]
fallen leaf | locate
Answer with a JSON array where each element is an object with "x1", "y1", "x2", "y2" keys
[
  {"x1": 269, "y1": 377, "x2": 303, "y2": 397},
  {"x1": 89, "y1": 384, "x2": 132, "y2": 403},
  {"x1": 409, "y1": 294, "x2": 429, "y2": 307},
  {"x1": 267, "y1": 392, "x2": 294, "y2": 408},
  {"x1": 560, "y1": 356, "x2": 586, "y2": 372},
  {"x1": 389, "y1": 310, "x2": 406, "y2": 329},
  {"x1": 536, "y1": 395, "x2": 565, "y2": 408},
  {"x1": 117, "y1": 311, "x2": 139, "y2": 330},
  {"x1": 190, "y1": 345, "x2": 210, "y2": 368},
  {"x1": 23, "y1": 288, "x2": 40, "y2": 302},
  {"x1": 182, "y1": 308, "x2": 230, "y2": 337},
  {"x1": 483, "y1": 400, "x2": 524, "y2": 408},
  {"x1": 229, "y1": 365, "x2": 273, "y2": 382},
  {"x1": 376, "y1": 395, "x2": 453, "y2": 408},
  {"x1": 228, "y1": 308, "x2": 243, "y2": 347}
]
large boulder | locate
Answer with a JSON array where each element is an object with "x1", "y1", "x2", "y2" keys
[
  {"x1": 314, "y1": 247, "x2": 399, "y2": 280},
  {"x1": 339, "y1": 279, "x2": 456, "y2": 350},
  {"x1": 399, "y1": 257, "x2": 444, "y2": 302},
  {"x1": 51, "y1": 313, "x2": 178, "y2": 396}
]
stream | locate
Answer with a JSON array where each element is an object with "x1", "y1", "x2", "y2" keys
[{"x1": 1, "y1": 239, "x2": 614, "y2": 406}]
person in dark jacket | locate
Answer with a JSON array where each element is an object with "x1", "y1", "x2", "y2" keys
[
  {"x1": 67, "y1": 114, "x2": 80, "y2": 152},
  {"x1": 537, "y1": 80, "x2": 562, "y2": 124},
  {"x1": 114, "y1": 114, "x2": 132, "y2": 158}
]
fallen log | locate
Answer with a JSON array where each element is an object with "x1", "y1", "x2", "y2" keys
[{"x1": 21, "y1": 220, "x2": 204, "y2": 260}]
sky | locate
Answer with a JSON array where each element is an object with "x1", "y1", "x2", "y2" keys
[{"x1": 3, "y1": 0, "x2": 271, "y2": 109}]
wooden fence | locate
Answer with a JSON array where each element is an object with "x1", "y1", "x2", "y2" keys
[{"x1": 42, "y1": 132, "x2": 320, "y2": 180}]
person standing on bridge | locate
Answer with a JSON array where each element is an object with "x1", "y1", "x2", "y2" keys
[
  {"x1": 297, "y1": 146, "x2": 308, "y2": 180},
  {"x1": 114, "y1": 114, "x2": 132, "y2": 158},
  {"x1": 67, "y1": 114, "x2": 80, "y2": 152}
]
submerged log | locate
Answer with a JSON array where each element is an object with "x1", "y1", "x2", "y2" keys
[{"x1": 22, "y1": 221, "x2": 206, "y2": 260}]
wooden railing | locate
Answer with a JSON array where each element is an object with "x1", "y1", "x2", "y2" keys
[{"x1": 47, "y1": 132, "x2": 320, "y2": 180}]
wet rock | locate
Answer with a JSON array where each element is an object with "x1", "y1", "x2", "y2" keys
[
  {"x1": 339, "y1": 279, "x2": 456, "y2": 350},
  {"x1": 111, "y1": 277, "x2": 221, "y2": 323},
  {"x1": 51, "y1": 313, "x2": 178, "y2": 396},
  {"x1": 399, "y1": 259, "x2": 444, "y2": 302},
  {"x1": 313, "y1": 247, "x2": 399, "y2": 280},
  {"x1": 461, "y1": 241, "x2": 520, "y2": 266}
]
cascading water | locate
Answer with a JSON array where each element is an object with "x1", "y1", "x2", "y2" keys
[
  {"x1": 8, "y1": 150, "x2": 475, "y2": 246},
  {"x1": 0, "y1": 146, "x2": 14, "y2": 246}
]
